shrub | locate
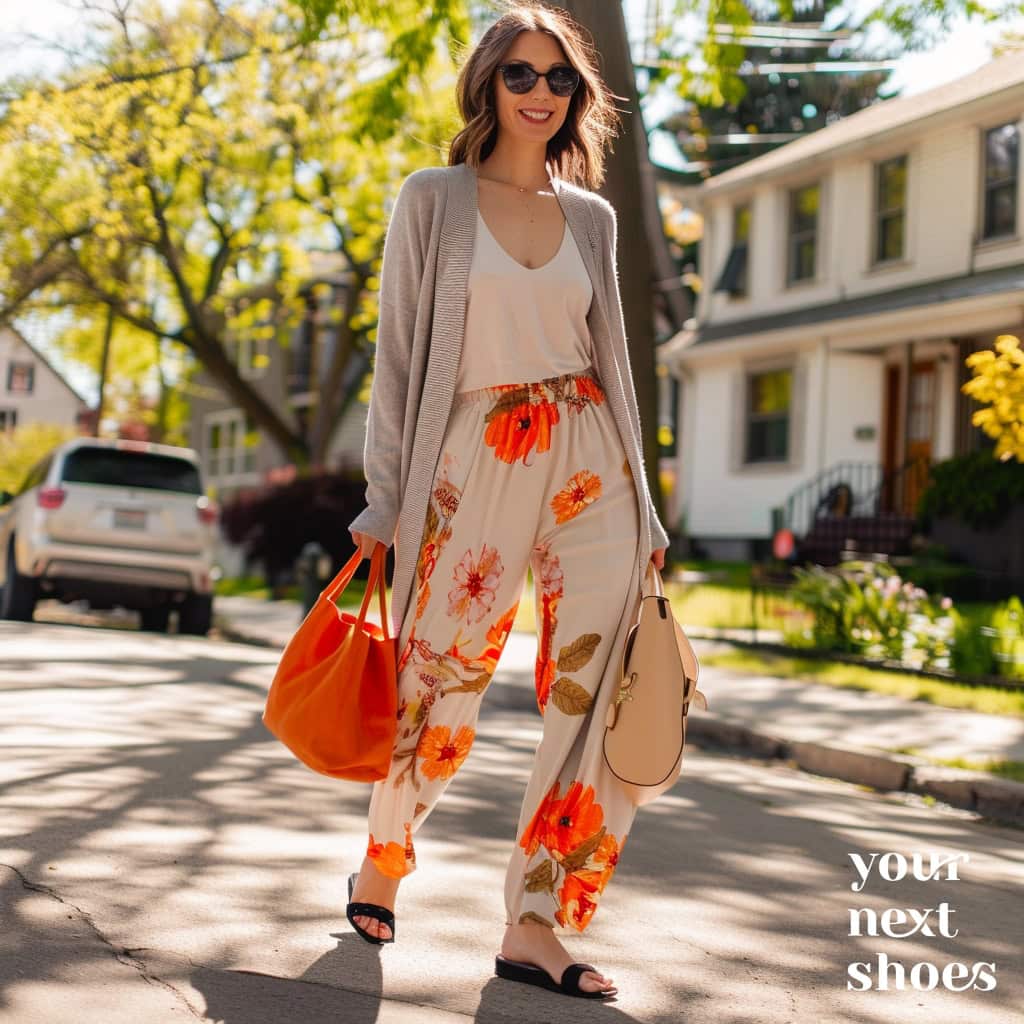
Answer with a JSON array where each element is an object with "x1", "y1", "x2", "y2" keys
[
  {"x1": 789, "y1": 559, "x2": 956, "y2": 670},
  {"x1": 219, "y1": 470, "x2": 372, "y2": 583},
  {"x1": 917, "y1": 450, "x2": 1024, "y2": 531},
  {"x1": 984, "y1": 596, "x2": 1024, "y2": 680}
]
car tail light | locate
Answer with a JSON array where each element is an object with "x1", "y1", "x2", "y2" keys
[
  {"x1": 197, "y1": 497, "x2": 218, "y2": 525},
  {"x1": 38, "y1": 487, "x2": 66, "y2": 509}
]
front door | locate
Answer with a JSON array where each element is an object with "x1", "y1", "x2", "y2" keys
[
  {"x1": 905, "y1": 360, "x2": 936, "y2": 514},
  {"x1": 881, "y1": 359, "x2": 935, "y2": 515}
]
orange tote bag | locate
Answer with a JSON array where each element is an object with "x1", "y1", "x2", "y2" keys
[{"x1": 263, "y1": 542, "x2": 398, "y2": 780}]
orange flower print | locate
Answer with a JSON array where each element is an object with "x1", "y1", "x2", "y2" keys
[
  {"x1": 541, "y1": 780, "x2": 605, "y2": 860},
  {"x1": 535, "y1": 539, "x2": 564, "y2": 597},
  {"x1": 417, "y1": 723, "x2": 475, "y2": 781},
  {"x1": 554, "y1": 832, "x2": 625, "y2": 931},
  {"x1": 518, "y1": 779, "x2": 562, "y2": 858},
  {"x1": 448, "y1": 544, "x2": 503, "y2": 624},
  {"x1": 575, "y1": 375, "x2": 606, "y2": 406},
  {"x1": 592, "y1": 830, "x2": 622, "y2": 874},
  {"x1": 535, "y1": 654, "x2": 556, "y2": 713},
  {"x1": 533, "y1": 540, "x2": 563, "y2": 714},
  {"x1": 555, "y1": 872, "x2": 601, "y2": 931},
  {"x1": 367, "y1": 820, "x2": 415, "y2": 879},
  {"x1": 550, "y1": 469, "x2": 602, "y2": 524},
  {"x1": 484, "y1": 399, "x2": 560, "y2": 464},
  {"x1": 477, "y1": 602, "x2": 519, "y2": 674},
  {"x1": 415, "y1": 581, "x2": 432, "y2": 623},
  {"x1": 432, "y1": 476, "x2": 460, "y2": 520}
]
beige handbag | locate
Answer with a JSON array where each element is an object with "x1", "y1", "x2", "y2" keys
[{"x1": 603, "y1": 561, "x2": 708, "y2": 806}]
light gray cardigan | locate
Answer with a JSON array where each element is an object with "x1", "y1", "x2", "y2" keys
[{"x1": 349, "y1": 160, "x2": 669, "y2": 639}]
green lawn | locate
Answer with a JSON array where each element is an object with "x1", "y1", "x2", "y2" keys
[
  {"x1": 885, "y1": 748, "x2": 1024, "y2": 783},
  {"x1": 698, "y1": 647, "x2": 1024, "y2": 717}
]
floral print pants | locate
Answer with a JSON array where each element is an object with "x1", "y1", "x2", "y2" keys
[{"x1": 365, "y1": 366, "x2": 641, "y2": 932}]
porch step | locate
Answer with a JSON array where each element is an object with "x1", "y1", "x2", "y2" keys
[{"x1": 796, "y1": 513, "x2": 916, "y2": 566}]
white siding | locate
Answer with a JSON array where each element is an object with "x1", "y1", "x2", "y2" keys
[{"x1": 0, "y1": 328, "x2": 85, "y2": 430}]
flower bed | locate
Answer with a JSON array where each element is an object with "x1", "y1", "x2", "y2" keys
[{"x1": 786, "y1": 559, "x2": 1024, "y2": 679}]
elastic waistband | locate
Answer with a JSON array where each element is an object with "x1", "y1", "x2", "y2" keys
[{"x1": 453, "y1": 365, "x2": 604, "y2": 407}]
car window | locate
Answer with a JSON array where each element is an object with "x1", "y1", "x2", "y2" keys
[{"x1": 59, "y1": 449, "x2": 202, "y2": 494}]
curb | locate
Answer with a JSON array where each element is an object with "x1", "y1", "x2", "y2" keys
[
  {"x1": 686, "y1": 715, "x2": 1024, "y2": 828},
  {"x1": 216, "y1": 616, "x2": 1024, "y2": 829},
  {"x1": 211, "y1": 619, "x2": 290, "y2": 650}
]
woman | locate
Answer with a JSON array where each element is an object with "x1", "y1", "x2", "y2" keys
[{"x1": 346, "y1": 1, "x2": 669, "y2": 1001}]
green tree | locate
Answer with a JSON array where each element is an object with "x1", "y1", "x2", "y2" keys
[
  {"x1": 0, "y1": 0, "x2": 459, "y2": 465},
  {"x1": 0, "y1": 423, "x2": 78, "y2": 493}
]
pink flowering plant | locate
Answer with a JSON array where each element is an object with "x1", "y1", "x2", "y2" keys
[{"x1": 788, "y1": 559, "x2": 957, "y2": 670}]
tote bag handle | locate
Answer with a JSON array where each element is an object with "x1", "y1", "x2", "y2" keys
[{"x1": 321, "y1": 542, "x2": 391, "y2": 640}]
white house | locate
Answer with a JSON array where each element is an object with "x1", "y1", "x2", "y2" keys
[
  {"x1": 660, "y1": 53, "x2": 1024, "y2": 561},
  {"x1": 0, "y1": 326, "x2": 88, "y2": 433}
]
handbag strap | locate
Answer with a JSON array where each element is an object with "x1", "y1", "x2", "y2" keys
[
  {"x1": 322, "y1": 542, "x2": 392, "y2": 640},
  {"x1": 643, "y1": 559, "x2": 665, "y2": 599}
]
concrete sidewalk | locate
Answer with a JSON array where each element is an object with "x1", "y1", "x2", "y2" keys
[{"x1": 214, "y1": 594, "x2": 1024, "y2": 825}]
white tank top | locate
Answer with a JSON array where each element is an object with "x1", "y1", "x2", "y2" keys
[{"x1": 455, "y1": 209, "x2": 594, "y2": 392}]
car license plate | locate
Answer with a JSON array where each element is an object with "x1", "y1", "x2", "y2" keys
[{"x1": 114, "y1": 508, "x2": 147, "y2": 530}]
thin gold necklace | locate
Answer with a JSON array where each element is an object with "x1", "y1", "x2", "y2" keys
[
  {"x1": 477, "y1": 174, "x2": 552, "y2": 192},
  {"x1": 477, "y1": 172, "x2": 553, "y2": 226}
]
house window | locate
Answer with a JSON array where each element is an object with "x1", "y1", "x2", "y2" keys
[
  {"x1": 714, "y1": 204, "x2": 751, "y2": 296},
  {"x1": 982, "y1": 122, "x2": 1019, "y2": 239},
  {"x1": 787, "y1": 184, "x2": 819, "y2": 284},
  {"x1": 745, "y1": 367, "x2": 792, "y2": 463},
  {"x1": 205, "y1": 410, "x2": 260, "y2": 481},
  {"x1": 0, "y1": 408, "x2": 17, "y2": 431},
  {"x1": 875, "y1": 155, "x2": 907, "y2": 263},
  {"x1": 233, "y1": 334, "x2": 270, "y2": 381},
  {"x1": 7, "y1": 362, "x2": 34, "y2": 394}
]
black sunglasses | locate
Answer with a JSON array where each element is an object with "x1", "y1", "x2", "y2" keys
[{"x1": 497, "y1": 62, "x2": 581, "y2": 98}]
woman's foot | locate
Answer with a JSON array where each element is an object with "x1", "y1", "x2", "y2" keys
[
  {"x1": 501, "y1": 920, "x2": 616, "y2": 995},
  {"x1": 350, "y1": 855, "x2": 401, "y2": 940}
]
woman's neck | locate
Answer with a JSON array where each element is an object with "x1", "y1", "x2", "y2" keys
[{"x1": 477, "y1": 147, "x2": 550, "y2": 190}]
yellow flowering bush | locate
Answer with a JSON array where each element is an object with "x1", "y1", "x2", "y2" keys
[{"x1": 962, "y1": 334, "x2": 1024, "y2": 463}]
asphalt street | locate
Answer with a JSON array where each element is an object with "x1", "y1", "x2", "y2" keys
[{"x1": 1, "y1": 615, "x2": 1021, "y2": 1024}]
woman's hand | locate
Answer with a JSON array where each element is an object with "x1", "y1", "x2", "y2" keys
[
  {"x1": 651, "y1": 546, "x2": 667, "y2": 572},
  {"x1": 350, "y1": 529, "x2": 379, "y2": 560}
]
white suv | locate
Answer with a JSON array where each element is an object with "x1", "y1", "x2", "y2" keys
[{"x1": 0, "y1": 437, "x2": 217, "y2": 634}]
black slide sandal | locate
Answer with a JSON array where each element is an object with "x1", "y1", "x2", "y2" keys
[
  {"x1": 495, "y1": 954, "x2": 617, "y2": 999},
  {"x1": 346, "y1": 871, "x2": 396, "y2": 944}
]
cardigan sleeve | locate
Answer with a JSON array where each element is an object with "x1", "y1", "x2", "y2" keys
[
  {"x1": 348, "y1": 172, "x2": 430, "y2": 548},
  {"x1": 596, "y1": 196, "x2": 671, "y2": 552}
]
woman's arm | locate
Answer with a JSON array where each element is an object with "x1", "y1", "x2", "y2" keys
[
  {"x1": 593, "y1": 194, "x2": 671, "y2": 553},
  {"x1": 348, "y1": 171, "x2": 431, "y2": 548}
]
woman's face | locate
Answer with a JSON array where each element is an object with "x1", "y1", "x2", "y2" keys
[{"x1": 491, "y1": 30, "x2": 576, "y2": 146}]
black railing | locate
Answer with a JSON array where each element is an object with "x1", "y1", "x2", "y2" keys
[
  {"x1": 773, "y1": 461, "x2": 883, "y2": 537},
  {"x1": 773, "y1": 454, "x2": 934, "y2": 538}
]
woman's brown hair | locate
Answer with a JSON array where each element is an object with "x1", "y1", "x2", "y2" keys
[{"x1": 447, "y1": 1, "x2": 623, "y2": 191}]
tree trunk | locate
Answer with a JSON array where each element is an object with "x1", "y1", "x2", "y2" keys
[
  {"x1": 556, "y1": 0, "x2": 690, "y2": 539},
  {"x1": 96, "y1": 306, "x2": 115, "y2": 437},
  {"x1": 188, "y1": 331, "x2": 310, "y2": 466},
  {"x1": 311, "y1": 276, "x2": 365, "y2": 466}
]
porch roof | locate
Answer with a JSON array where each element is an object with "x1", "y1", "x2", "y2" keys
[{"x1": 690, "y1": 260, "x2": 1024, "y2": 346}]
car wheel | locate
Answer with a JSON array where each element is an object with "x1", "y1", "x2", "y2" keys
[
  {"x1": 0, "y1": 540, "x2": 36, "y2": 622},
  {"x1": 139, "y1": 606, "x2": 171, "y2": 633},
  {"x1": 178, "y1": 593, "x2": 213, "y2": 636}
]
